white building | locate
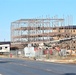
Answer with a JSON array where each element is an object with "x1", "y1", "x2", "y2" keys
[{"x1": 0, "y1": 44, "x2": 10, "y2": 53}]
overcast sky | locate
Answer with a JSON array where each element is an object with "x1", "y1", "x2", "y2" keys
[{"x1": 0, "y1": 0, "x2": 76, "y2": 41}]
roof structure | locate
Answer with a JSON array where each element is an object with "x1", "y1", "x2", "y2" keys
[
  {"x1": 59, "y1": 25, "x2": 76, "y2": 29},
  {"x1": 0, "y1": 41, "x2": 10, "y2": 45}
]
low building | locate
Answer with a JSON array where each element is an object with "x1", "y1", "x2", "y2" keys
[
  {"x1": 0, "y1": 44, "x2": 10, "y2": 54},
  {"x1": 0, "y1": 41, "x2": 10, "y2": 54}
]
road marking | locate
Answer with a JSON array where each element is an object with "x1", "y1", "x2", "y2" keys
[
  {"x1": 0, "y1": 74, "x2": 2, "y2": 75},
  {"x1": 45, "y1": 68, "x2": 63, "y2": 74},
  {"x1": 46, "y1": 69, "x2": 52, "y2": 71},
  {"x1": 19, "y1": 64, "x2": 27, "y2": 66},
  {"x1": 9, "y1": 62, "x2": 27, "y2": 67}
]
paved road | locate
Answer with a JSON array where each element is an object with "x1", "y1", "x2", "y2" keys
[{"x1": 0, "y1": 58, "x2": 76, "y2": 75}]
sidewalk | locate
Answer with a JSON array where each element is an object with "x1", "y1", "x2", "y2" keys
[
  {"x1": 36, "y1": 58, "x2": 76, "y2": 64},
  {"x1": 1, "y1": 55, "x2": 76, "y2": 64}
]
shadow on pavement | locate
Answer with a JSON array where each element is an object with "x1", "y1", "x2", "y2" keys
[
  {"x1": 0, "y1": 60, "x2": 12, "y2": 63},
  {"x1": 62, "y1": 73, "x2": 76, "y2": 75}
]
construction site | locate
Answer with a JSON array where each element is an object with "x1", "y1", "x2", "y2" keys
[{"x1": 11, "y1": 16, "x2": 76, "y2": 58}]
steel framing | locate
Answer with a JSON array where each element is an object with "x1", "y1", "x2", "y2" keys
[{"x1": 11, "y1": 16, "x2": 73, "y2": 49}]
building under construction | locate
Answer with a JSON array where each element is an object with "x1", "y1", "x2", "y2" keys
[{"x1": 11, "y1": 16, "x2": 76, "y2": 50}]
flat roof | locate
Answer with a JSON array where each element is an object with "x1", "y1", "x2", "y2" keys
[
  {"x1": 0, "y1": 41, "x2": 10, "y2": 45},
  {"x1": 60, "y1": 25, "x2": 76, "y2": 29}
]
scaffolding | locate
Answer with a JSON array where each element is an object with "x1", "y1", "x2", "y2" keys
[{"x1": 11, "y1": 16, "x2": 73, "y2": 49}]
